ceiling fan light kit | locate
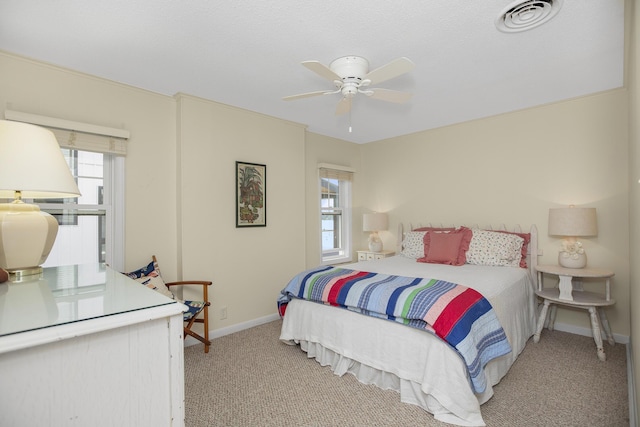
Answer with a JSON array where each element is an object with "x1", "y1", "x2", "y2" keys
[{"x1": 283, "y1": 55, "x2": 415, "y2": 118}]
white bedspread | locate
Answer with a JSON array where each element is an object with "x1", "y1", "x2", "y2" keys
[{"x1": 279, "y1": 256, "x2": 536, "y2": 426}]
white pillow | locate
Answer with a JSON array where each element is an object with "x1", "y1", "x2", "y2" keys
[
  {"x1": 401, "y1": 231, "x2": 427, "y2": 259},
  {"x1": 466, "y1": 229, "x2": 524, "y2": 267}
]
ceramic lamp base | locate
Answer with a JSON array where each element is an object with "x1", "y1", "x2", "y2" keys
[
  {"x1": 0, "y1": 201, "x2": 58, "y2": 274},
  {"x1": 558, "y1": 251, "x2": 587, "y2": 269},
  {"x1": 368, "y1": 232, "x2": 383, "y2": 252}
]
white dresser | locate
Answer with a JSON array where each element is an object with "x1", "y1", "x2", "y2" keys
[{"x1": 0, "y1": 264, "x2": 186, "y2": 427}]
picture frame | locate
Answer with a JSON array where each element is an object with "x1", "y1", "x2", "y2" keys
[{"x1": 236, "y1": 161, "x2": 266, "y2": 227}]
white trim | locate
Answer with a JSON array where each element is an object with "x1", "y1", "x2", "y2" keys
[
  {"x1": 0, "y1": 303, "x2": 183, "y2": 355},
  {"x1": 628, "y1": 338, "x2": 637, "y2": 427},
  {"x1": 4, "y1": 110, "x2": 130, "y2": 139},
  {"x1": 111, "y1": 156, "x2": 126, "y2": 271}
]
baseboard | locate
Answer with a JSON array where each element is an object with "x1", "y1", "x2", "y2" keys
[
  {"x1": 184, "y1": 312, "x2": 280, "y2": 347},
  {"x1": 551, "y1": 321, "x2": 630, "y2": 344}
]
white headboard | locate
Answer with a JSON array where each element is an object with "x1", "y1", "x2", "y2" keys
[{"x1": 396, "y1": 223, "x2": 539, "y2": 288}]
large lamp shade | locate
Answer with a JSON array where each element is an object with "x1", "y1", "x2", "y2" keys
[{"x1": 0, "y1": 120, "x2": 81, "y2": 279}]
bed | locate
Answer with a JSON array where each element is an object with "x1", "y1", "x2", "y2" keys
[{"x1": 278, "y1": 223, "x2": 538, "y2": 426}]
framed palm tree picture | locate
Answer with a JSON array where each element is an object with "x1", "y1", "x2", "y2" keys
[{"x1": 236, "y1": 161, "x2": 266, "y2": 227}]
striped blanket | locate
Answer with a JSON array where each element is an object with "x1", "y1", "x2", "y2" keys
[{"x1": 277, "y1": 265, "x2": 512, "y2": 393}]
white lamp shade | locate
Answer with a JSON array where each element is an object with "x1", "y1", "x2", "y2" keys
[
  {"x1": 0, "y1": 120, "x2": 81, "y2": 274},
  {"x1": 363, "y1": 213, "x2": 388, "y2": 232},
  {"x1": 0, "y1": 120, "x2": 81, "y2": 199},
  {"x1": 548, "y1": 207, "x2": 597, "y2": 237}
]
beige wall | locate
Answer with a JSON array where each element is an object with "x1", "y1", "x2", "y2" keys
[
  {"x1": 0, "y1": 39, "x2": 634, "y2": 351},
  {"x1": 627, "y1": 0, "x2": 639, "y2": 415},
  {"x1": 360, "y1": 89, "x2": 630, "y2": 336},
  {"x1": 175, "y1": 93, "x2": 307, "y2": 326},
  {"x1": 0, "y1": 51, "x2": 180, "y2": 274},
  {"x1": 0, "y1": 51, "x2": 310, "y2": 332}
]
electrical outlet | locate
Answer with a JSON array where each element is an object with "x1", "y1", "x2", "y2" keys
[{"x1": 220, "y1": 306, "x2": 227, "y2": 320}]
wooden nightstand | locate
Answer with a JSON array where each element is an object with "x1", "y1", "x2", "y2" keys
[
  {"x1": 357, "y1": 250, "x2": 395, "y2": 261},
  {"x1": 534, "y1": 264, "x2": 615, "y2": 361}
]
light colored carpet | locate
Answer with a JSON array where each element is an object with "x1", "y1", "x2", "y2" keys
[{"x1": 184, "y1": 320, "x2": 628, "y2": 427}]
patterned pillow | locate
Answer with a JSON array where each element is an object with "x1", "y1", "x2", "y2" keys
[
  {"x1": 466, "y1": 229, "x2": 524, "y2": 267},
  {"x1": 400, "y1": 231, "x2": 427, "y2": 258},
  {"x1": 124, "y1": 259, "x2": 175, "y2": 300}
]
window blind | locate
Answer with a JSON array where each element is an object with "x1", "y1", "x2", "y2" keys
[
  {"x1": 318, "y1": 163, "x2": 355, "y2": 181},
  {"x1": 4, "y1": 110, "x2": 129, "y2": 156},
  {"x1": 46, "y1": 128, "x2": 126, "y2": 155}
]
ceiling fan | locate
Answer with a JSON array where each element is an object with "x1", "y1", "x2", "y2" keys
[{"x1": 283, "y1": 56, "x2": 415, "y2": 115}]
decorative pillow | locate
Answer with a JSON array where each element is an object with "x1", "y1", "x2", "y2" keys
[
  {"x1": 490, "y1": 230, "x2": 531, "y2": 268},
  {"x1": 418, "y1": 227, "x2": 472, "y2": 266},
  {"x1": 401, "y1": 228, "x2": 456, "y2": 259},
  {"x1": 400, "y1": 231, "x2": 428, "y2": 258},
  {"x1": 466, "y1": 229, "x2": 524, "y2": 267},
  {"x1": 124, "y1": 259, "x2": 175, "y2": 300}
]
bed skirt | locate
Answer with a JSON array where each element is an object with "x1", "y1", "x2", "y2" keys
[{"x1": 280, "y1": 298, "x2": 530, "y2": 427}]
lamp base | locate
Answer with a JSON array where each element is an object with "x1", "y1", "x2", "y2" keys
[
  {"x1": 9, "y1": 266, "x2": 44, "y2": 283},
  {"x1": 0, "y1": 201, "x2": 58, "y2": 273},
  {"x1": 558, "y1": 251, "x2": 587, "y2": 269},
  {"x1": 368, "y1": 232, "x2": 383, "y2": 252}
]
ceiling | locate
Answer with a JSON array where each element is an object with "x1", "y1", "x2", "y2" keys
[{"x1": 0, "y1": 1, "x2": 625, "y2": 144}]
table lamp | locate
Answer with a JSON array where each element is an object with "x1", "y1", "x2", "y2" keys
[
  {"x1": 363, "y1": 212, "x2": 388, "y2": 252},
  {"x1": 548, "y1": 206, "x2": 597, "y2": 269},
  {"x1": 0, "y1": 120, "x2": 81, "y2": 280}
]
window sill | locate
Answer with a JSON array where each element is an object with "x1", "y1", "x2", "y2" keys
[{"x1": 322, "y1": 255, "x2": 353, "y2": 266}]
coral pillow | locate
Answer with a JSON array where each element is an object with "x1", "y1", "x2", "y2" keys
[{"x1": 418, "y1": 227, "x2": 472, "y2": 266}]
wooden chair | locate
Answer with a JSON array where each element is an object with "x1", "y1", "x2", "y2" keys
[
  {"x1": 156, "y1": 256, "x2": 213, "y2": 353},
  {"x1": 124, "y1": 256, "x2": 212, "y2": 353}
]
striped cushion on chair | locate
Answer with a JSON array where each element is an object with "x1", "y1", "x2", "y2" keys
[{"x1": 183, "y1": 300, "x2": 206, "y2": 322}]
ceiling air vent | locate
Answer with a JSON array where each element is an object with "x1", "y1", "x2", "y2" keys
[{"x1": 496, "y1": 0, "x2": 563, "y2": 33}]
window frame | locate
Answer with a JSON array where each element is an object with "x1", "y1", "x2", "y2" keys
[
  {"x1": 36, "y1": 151, "x2": 125, "y2": 271},
  {"x1": 319, "y1": 165, "x2": 354, "y2": 265}
]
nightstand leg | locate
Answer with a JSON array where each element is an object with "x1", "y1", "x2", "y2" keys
[
  {"x1": 548, "y1": 305, "x2": 557, "y2": 331},
  {"x1": 588, "y1": 306, "x2": 606, "y2": 361},
  {"x1": 534, "y1": 300, "x2": 551, "y2": 343},
  {"x1": 598, "y1": 308, "x2": 615, "y2": 346}
]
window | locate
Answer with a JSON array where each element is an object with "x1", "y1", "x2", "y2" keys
[
  {"x1": 319, "y1": 165, "x2": 353, "y2": 264},
  {"x1": 3, "y1": 111, "x2": 130, "y2": 271},
  {"x1": 38, "y1": 148, "x2": 125, "y2": 270}
]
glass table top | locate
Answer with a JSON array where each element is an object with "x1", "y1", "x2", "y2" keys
[{"x1": 0, "y1": 263, "x2": 177, "y2": 337}]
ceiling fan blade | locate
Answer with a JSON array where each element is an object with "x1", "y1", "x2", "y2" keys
[
  {"x1": 283, "y1": 90, "x2": 335, "y2": 101},
  {"x1": 302, "y1": 60, "x2": 342, "y2": 82},
  {"x1": 366, "y1": 88, "x2": 412, "y2": 103},
  {"x1": 335, "y1": 97, "x2": 352, "y2": 115},
  {"x1": 364, "y1": 57, "x2": 415, "y2": 85}
]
